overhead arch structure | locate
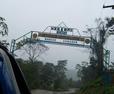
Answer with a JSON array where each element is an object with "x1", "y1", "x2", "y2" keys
[{"x1": 10, "y1": 23, "x2": 91, "y2": 54}]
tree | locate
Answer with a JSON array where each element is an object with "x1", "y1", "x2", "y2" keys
[
  {"x1": 76, "y1": 18, "x2": 114, "y2": 85},
  {"x1": 88, "y1": 18, "x2": 114, "y2": 75},
  {"x1": 54, "y1": 60, "x2": 67, "y2": 89},
  {"x1": 0, "y1": 17, "x2": 8, "y2": 36},
  {"x1": 17, "y1": 59, "x2": 72, "y2": 90},
  {"x1": 22, "y1": 43, "x2": 49, "y2": 63},
  {"x1": 0, "y1": 17, "x2": 9, "y2": 47},
  {"x1": 17, "y1": 59, "x2": 44, "y2": 89},
  {"x1": 76, "y1": 61, "x2": 98, "y2": 84},
  {"x1": 40, "y1": 63, "x2": 55, "y2": 89}
]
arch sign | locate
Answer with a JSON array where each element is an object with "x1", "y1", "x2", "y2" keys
[
  {"x1": 31, "y1": 25, "x2": 91, "y2": 48},
  {"x1": 10, "y1": 23, "x2": 91, "y2": 54}
]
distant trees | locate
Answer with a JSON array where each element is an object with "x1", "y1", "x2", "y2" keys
[
  {"x1": 54, "y1": 60, "x2": 68, "y2": 89},
  {"x1": 17, "y1": 59, "x2": 76, "y2": 90},
  {"x1": 76, "y1": 61, "x2": 98, "y2": 85},
  {"x1": 40, "y1": 63, "x2": 55, "y2": 89},
  {"x1": 18, "y1": 60, "x2": 44, "y2": 89}
]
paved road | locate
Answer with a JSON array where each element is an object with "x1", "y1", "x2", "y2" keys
[{"x1": 31, "y1": 88, "x2": 78, "y2": 94}]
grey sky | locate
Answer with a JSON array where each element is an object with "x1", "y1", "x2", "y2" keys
[{"x1": 0, "y1": 0, "x2": 114, "y2": 69}]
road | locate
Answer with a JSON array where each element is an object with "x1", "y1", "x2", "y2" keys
[{"x1": 31, "y1": 88, "x2": 78, "y2": 94}]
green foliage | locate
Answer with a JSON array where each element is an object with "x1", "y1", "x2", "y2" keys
[
  {"x1": 77, "y1": 17, "x2": 114, "y2": 83},
  {"x1": 40, "y1": 63, "x2": 55, "y2": 89},
  {"x1": 77, "y1": 77, "x2": 114, "y2": 94},
  {"x1": 18, "y1": 60, "x2": 43, "y2": 89},
  {"x1": 54, "y1": 60, "x2": 68, "y2": 90},
  {"x1": 76, "y1": 61, "x2": 98, "y2": 85},
  {"x1": 105, "y1": 17, "x2": 114, "y2": 28},
  {"x1": 76, "y1": 17, "x2": 114, "y2": 94},
  {"x1": 17, "y1": 59, "x2": 76, "y2": 90}
]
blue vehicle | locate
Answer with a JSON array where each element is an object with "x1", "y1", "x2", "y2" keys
[{"x1": 0, "y1": 45, "x2": 31, "y2": 94}]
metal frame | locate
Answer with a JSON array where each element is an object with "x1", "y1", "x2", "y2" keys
[
  {"x1": 10, "y1": 24, "x2": 91, "y2": 54},
  {"x1": 104, "y1": 49, "x2": 110, "y2": 69}
]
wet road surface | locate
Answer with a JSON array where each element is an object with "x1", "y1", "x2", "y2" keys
[{"x1": 31, "y1": 88, "x2": 78, "y2": 94}]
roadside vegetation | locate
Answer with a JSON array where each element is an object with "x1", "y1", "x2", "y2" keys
[
  {"x1": 76, "y1": 77, "x2": 114, "y2": 94},
  {"x1": 76, "y1": 17, "x2": 114, "y2": 94},
  {"x1": 17, "y1": 58, "x2": 78, "y2": 91}
]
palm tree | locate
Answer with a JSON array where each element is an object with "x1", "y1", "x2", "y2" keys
[{"x1": 0, "y1": 17, "x2": 8, "y2": 36}]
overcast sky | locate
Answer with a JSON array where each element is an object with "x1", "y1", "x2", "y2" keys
[{"x1": 0, "y1": 0, "x2": 114, "y2": 69}]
